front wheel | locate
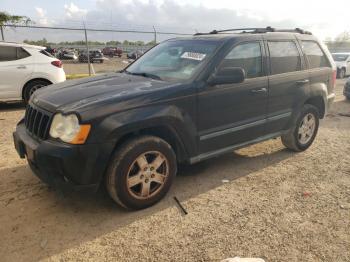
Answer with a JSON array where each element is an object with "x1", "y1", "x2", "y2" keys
[
  {"x1": 106, "y1": 136, "x2": 177, "y2": 210},
  {"x1": 281, "y1": 104, "x2": 319, "y2": 152}
]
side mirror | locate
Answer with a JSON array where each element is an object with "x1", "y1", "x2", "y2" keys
[{"x1": 208, "y1": 67, "x2": 246, "y2": 85}]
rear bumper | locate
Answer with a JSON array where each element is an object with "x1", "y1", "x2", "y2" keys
[
  {"x1": 50, "y1": 69, "x2": 66, "y2": 84},
  {"x1": 13, "y1": 121, "x2": 115, "y2": 192},
  {"x1": 326, "y1": 93, "x2": 335, "y2": 114}
]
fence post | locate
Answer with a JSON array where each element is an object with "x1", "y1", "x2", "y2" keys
[
  {"x1": 0, "y1": 26, "x2": 4, "y2": 41},
  {"x1": 83, "y1": 23, "x2": 91, "y2": 76},
  {"x1": 153, "y1": 25, "x2": 157, "y2": 44}
]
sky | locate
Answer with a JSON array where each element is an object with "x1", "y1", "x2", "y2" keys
[{"x1": 1, "y1": 0, "x2": 349, "y2": 43}]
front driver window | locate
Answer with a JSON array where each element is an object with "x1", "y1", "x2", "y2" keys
[{"x1": 220, "y1": 42, "x2": 263, "y2": 78}]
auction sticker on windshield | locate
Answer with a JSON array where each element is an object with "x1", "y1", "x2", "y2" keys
[{"x1": 181, "y1": 52, "x2": 206, "y2": 61}]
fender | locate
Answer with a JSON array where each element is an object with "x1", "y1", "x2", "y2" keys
[
  {"x1": 288, "y1": 81, "x2": 327, "y2": 128},
  {"x1": 92, "y1": 104, "x2": 198, "y2": 161}
]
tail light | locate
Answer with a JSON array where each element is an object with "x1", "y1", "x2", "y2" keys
[
  {"x1": 331, "y1": 70, "x2": 337, "y2": 89},
  {"x1": 51, "y1": 60, "x2": 62, "y2": 68}
]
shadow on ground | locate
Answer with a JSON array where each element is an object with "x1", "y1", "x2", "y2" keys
[{"x1": 0, "y1": 102, "x2": 25, "y2": 113}]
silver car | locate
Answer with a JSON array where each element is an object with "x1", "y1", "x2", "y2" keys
[{"x1": 332, "y1": 52, "x2": 350, "y2": 78}]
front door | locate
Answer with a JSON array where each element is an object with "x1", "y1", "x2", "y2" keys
[{"x1": 197, "y1": 41, "x2": 269, "y2": 154}]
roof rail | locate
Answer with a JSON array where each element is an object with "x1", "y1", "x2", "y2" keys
[{"x1": 194, "y1": 27, "x2": 312, "y2": 36}]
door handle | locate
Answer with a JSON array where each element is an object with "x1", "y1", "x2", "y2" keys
[
  {"x1": 296, "y1": 79, "x2": 309, "y2": 85},
  {"x1": 251, "y1": 87, "x2": 267, "y2": 94},
  {"x1": 17, "y1": 65, "x2": 26, "y2": 69}
]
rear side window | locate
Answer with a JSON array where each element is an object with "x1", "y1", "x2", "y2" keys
[
  {"x1": 0, "y1": 46, "x2": 31, "y2": 61},
  {"x1": 0, "y1": 46, "x2": 17, "y2": 61},
  {"x1": 301, "y1": 41, "x2": 331, "y2": 68},
  {"x1": 268, "y1": 41, "x2": 301, "y2": 75},
  {"x1": 220, "y1": 42, "x2": 263, "y2": 78}
]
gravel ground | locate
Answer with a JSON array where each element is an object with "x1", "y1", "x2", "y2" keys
[{"x1": 0, "y1": 80, "x2": 349, "y2": 262}]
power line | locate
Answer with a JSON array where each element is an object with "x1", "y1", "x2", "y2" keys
[{"x1": 4, "y1": 24, "x2": 193, "y2": 36}]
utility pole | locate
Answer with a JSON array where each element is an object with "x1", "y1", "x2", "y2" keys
[
  {"x1": 153, "y1": 25, "x2": 157, "y2": 44},
  {"x1": 83, "y1": 22, "x2": 91, "y2": 76},
  {"x1": 0, "y1": 26, "x2": 4, "y2": 41}
]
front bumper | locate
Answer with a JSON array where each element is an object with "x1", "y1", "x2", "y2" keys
[{"x1": 13, "y1": 121, "x2": 115, "y2": 192}]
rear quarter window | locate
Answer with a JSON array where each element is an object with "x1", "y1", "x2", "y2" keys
[
  {"x1": 17, "y1": 47, "x2": 31, "y2": 59},
  {"x1": 301, "y1": 41, "x2": 331, "y2": 68},
  {"x1": 268, "y1": 41, "x2": 301, "y2": 75}
]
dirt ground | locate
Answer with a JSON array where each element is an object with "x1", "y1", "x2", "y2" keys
[{"x1": 0, "y1": 79, "x2": 349, "y2": 262}]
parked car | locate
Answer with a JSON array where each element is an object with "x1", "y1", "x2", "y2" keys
[
  {"x1": 102, "y1": 47, "x2": 122, "y2": 57},
  {"x1": 127, "y1": 50, "x2": 144, "y2": 60},
  {"x1": 13, "y1": 27, "x2": 336, "y2": 210},
  {"x1": 57, "y1": 50, "x2": 77, "y2": 60},
  {"x1": 45, "y1": 46, "x2": 57, "y2": 56},
  {"x1": 344, "y1": 77, "x2": 350, "y2": 99},
  {"x1": 0, "y1": 42, "x2": 66, "y2": 103},
  {"x1": 332, "y1": 52, "x2": 350, "y2": 78},
  {"x1": 79, "y1": 50, "x2": 105, "y2": 63}
]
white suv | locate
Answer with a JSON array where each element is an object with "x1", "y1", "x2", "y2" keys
[
  {"x1": 332, "y1": 52, "x2": 350, "y2": 79},
  {"x1": 0, "y1": 42, "x2": 66, "y2": 103}
]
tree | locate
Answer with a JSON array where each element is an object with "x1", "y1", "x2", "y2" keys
[
  {"x1": 0, "y1": 11, "x2": 32, "y2": 41},
  {"x1": 335, "y1": 31, "x2": 350, "y2": 42}
]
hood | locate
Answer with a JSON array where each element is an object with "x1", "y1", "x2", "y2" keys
[{"x1": 32, "y1": 72, "x2": 174, "y2": 113}]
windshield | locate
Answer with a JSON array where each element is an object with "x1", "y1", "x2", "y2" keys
[
  {"x1": 125, "y1": 39, "x2": 221, "y2": 81},
  {"x1": 332, "y1": 54, "x2": 349, "y2": 61}
]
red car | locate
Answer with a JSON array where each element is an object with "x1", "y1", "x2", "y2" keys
[{"x1": 102, "y1": 47, "x2": 122, "y2": 57}]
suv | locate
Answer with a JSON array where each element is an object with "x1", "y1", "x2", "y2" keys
[
  {"x1": 332, "y1": 52, "x2": 350, "y2": 78},
  {"x1": 78, "y1": 50, "x2": 104, "y2": 63},
  {"x1": 13, "y1": 27, "x2": 336, "y2": 210},
  {"x1": 0, "y1": 42, "x2": 66, "y2": 103}
]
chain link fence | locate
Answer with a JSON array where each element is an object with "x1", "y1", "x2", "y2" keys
[{"x1": 1, "y1": 24, "x2": 192, "y2": 77}]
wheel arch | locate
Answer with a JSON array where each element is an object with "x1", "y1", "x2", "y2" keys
[
  {"x1": 110, "y1": 124, "x2": 189, "y2": 164},
  {"x1": 22, "y1": 78, "x2": 52, "y2": 100},
  {"x1": 304, "y1": 96, "x2": 325, "y2": 119}
]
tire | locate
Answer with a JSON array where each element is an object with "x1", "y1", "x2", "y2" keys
[
  {"x1": 281, "y1": 104, "x2": 319, "y2": 152},
  {"x1": 23, "y1": 79, "x2": 51, "y2": 104},
  {"x1": 106, "y1": 135, "x2": 177, "y2": 210}
]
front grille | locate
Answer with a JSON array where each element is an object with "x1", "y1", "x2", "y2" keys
[{"x1": 24, "y1": 104, "x2": 53, "y2": 140}]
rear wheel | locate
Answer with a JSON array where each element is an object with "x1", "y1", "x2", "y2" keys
[
  {"x1": 281, "y1": 104, "x2": 319, "y2": 152},
  {"x1": 106, "y1": 136, "x2": 177, "y2": 210},
  {"x1": 23, "y1": 79, "x2": 51, "y2": 104}
]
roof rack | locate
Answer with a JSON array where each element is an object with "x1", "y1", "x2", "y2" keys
[{"x1": 194, "y1": 27, "x2": 312, "y2": 36}]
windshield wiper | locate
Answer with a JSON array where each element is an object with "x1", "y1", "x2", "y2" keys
[{"x1": 124, "y1": 70, "x2": 162, "y2": 80}]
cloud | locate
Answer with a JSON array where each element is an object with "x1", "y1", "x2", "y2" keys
[
  {"x1": 35, "y1": 7, "x2": 49, "y2": 25},
  {"x1": 7, "y1": 0, "x2": 347, "y2": 43},
  {"x1": 64, "y1": 2, "x2": 87, "y2": 19}
]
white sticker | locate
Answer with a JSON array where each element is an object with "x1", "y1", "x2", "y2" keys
[{"x1": 181, "y1": 52, "x2": 206, "y2": 61}]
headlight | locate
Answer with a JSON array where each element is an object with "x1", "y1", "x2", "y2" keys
[{"x1": 49, "y1": 113, "x2": 91, "y2": 144}]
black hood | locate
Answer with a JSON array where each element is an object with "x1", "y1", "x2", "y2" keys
[{"x1": 32, "y1": 73, "x2": 175, "y2": 113}]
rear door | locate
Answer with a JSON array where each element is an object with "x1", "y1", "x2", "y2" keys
[
  {"x1": 197, "y1": 40, "x2": 269, "y2": 154},
  {"x1": 0, "y1": 46, "x2": 34, "y2": 100},
  {"x1": 264, "y1": 38, "x2": 309, "y2": 134}
]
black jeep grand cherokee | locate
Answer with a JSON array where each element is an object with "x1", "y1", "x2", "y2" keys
[{"x1": 13, "y1": 27, "x2": 336, "y2": 210}]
